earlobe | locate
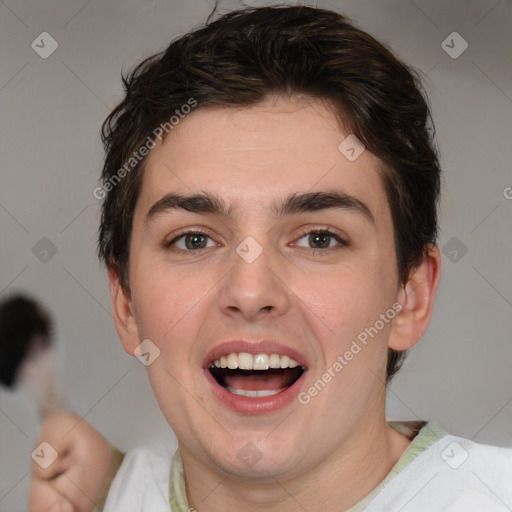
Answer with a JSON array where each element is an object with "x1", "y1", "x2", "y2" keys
[
  {"x1": 108, "y1": 268, "x2": 140, "y2": 356},
  {"x1": 388, "y1": 244, "x2": 441, "y2": 351}
]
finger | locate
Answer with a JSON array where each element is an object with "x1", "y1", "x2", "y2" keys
[
  {"x1": 29, "y1": 479, "x2": 73, "y2": 512},
  {"x1": 44, "y1": 471, "x2": 98, "y2": 512},
  {"x1": 31, "y1": 444, "x2": 70, "y2": 482},
  {"x1": 31, "y1": 471, "x2": 96, "y2": 512}
]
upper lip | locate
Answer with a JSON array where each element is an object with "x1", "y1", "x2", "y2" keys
[{"x1": 203, "y1": 340, "x2": 309, "y2": 369}]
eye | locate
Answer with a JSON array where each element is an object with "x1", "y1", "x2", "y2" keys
[
  {"x1": 166, "y1": 230, "x2": 217, "y2": 251},
  {"x1": 294, "y1": 229, "x2": 348, "y2": 251}
]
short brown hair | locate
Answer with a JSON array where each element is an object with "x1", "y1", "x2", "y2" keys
[{"x1": 98, "y1": 5, "x2": 441, "y2": 380}]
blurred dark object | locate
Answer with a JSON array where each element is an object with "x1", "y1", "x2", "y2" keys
[{"x1": 0, "y1": 295, "x2": 53, "y2": 388}]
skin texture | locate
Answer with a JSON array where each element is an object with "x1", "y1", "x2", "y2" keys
[
  {"x1": 29, "y1": 411, "x2": 112, "y2": 512},
  {"x1": 109, "y1": 94, "x2": 441, "y2": 511}
]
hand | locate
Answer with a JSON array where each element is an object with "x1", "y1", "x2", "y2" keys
[{"x1": 29, "y1": 410, "x2": 114, "y2": 512}]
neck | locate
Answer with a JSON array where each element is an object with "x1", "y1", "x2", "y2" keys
[{"x1": 180, "y1": 417, "x2": 412, "y2": 512}]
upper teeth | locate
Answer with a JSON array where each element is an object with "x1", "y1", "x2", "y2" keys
[{"x1": 210, "y1": 352, "x2": 302, "y2": 370}]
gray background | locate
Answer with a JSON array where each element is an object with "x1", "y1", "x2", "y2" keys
[{"x1": 1, "y1": 0, "x2": 511, "y2": 510}]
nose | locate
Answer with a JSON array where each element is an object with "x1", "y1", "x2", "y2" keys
[{"x1": 217, "y1": 239, "x2": 290, "y2": 322}]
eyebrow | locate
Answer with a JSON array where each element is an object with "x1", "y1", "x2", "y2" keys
[{"x1": 145, "y1": 190, "x2": 375, "y2": 227}]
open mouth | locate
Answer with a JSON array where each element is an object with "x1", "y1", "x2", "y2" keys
[{"x1": 208, "y1": 352, "x2": 306, "y2": 398}]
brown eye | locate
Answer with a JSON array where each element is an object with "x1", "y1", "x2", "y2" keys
[
  {"x1": 295, "y1": 230, "x2": 348, "y2": 251},
  {"x1": 308, "y1": 232, "x2": 331, "y2": 249},
  {"x1": 184, "y1": 233, "x2": 208, "y2": 249},
  {"x1": 166, "y1": 231, "x2": 215, "y2": 251}
]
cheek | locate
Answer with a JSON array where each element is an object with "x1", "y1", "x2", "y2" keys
[
  {"x1": 129, "y1": 257, "x2": 206, "y2": 341},
  {"x1": 293, "y1": 261, "x2": 393, "y2": 350}
]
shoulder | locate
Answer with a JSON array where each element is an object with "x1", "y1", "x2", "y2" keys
[
  {"x1": 437, "y1": 432, "x2": 512, "y2": 494},
  {"x1": 104, "y1": 447, "x2": 173, "y2": 512},
  {"x1": 412, "y1": 431, "x2": 512, "y2": 508},
  {"x1": 121, "y1": 446, "x2": 173, "y2": 472},
  {"x1": 367, "y1": 425, "x2": 512, "y2": 511}
]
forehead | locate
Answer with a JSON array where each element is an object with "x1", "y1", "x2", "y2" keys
[{"x1": 139, "y1": 95, "x2": 389, "y2": 221}]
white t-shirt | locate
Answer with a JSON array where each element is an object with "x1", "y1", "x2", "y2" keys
[{"x1": 104, "y1": 422, "x2": 512, "y2": 512}]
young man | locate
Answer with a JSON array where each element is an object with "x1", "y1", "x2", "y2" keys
[{"x1": 30, "y1": 5, "x2": 512, "y2": 512}]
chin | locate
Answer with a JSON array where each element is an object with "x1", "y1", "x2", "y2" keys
[{"x1": 206, "y1": 437, "x2": 304, "y2": 479}]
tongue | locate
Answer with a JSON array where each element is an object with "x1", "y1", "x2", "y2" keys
[{"x1": 224, "y1": 369, "x2": 293, "y2": 391}]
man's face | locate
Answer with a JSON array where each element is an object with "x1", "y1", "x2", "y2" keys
[{"x1": 120, "y1": 95, "x2": 402, "y2": 478}]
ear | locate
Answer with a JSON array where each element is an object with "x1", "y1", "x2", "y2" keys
[
  {"x1": 108, "y1": 268, "x2": 140, "y2": 356},
  {"x1": 388, "y1": 244, "x2": 441, "y2": 351}
]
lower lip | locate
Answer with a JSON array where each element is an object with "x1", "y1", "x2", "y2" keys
[{"x1": 204, "y1": 368, "x2": 307, "y2": 414}]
